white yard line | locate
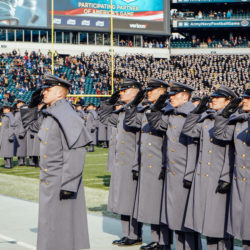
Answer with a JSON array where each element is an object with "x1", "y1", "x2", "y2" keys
[{"x1": 0, "y1": 233, "x2": 36, "y2": 250}]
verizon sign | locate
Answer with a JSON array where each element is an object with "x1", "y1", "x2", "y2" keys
[{"x1": 129, "y1": 23, "x2": 148, "y2": 29}]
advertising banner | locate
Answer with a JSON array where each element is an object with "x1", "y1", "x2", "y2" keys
[
  {"x1": 173, "y1": 19, "x2": 250, "y2": 28},
  {"x1": 50, "y1": 0, "x2": 170, "y2": 34}
]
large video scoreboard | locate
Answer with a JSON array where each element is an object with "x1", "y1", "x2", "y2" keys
[{"x1": 0, "y1": 0, "x2": 170, "y2": 35}]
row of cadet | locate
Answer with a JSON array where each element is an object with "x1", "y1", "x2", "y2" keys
[
  {"x1": 99, "y1": 78, "x2": 250, "y2": 250},
  {"x1": 0, "y1": 101, "x2": 110, "y2": 168}
]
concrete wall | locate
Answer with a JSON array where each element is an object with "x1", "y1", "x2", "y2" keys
[
  {"x1": 0, "y1": 42, "x2": 249, "y2": 58},
  {"x1": 0, "y1": 42, "x2": 170, "y2": 58}
]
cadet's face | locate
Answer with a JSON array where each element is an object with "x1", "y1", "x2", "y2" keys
[
  {"x1": 211, "y1": 97, "x2": 230, "y2": 111},
  {"x1": 148, "y1": 88, "x2": 166, "y2": 103},
  {"x1": 120, "y1": 88, "x2": 139, "y2": 104},
  {"x1": 76, "y1": 106, "x2": 81, "y2": 111},
  {"x1": 3, "y1": 108, "x2": 10, "y2": 114},
  {"x1": 242, "y1": 98, "x2": 250, "y2": 112},
  {"x1": 42, "y1": 86, "x2": 60, "y2": 106},
  {"x1": 17, "y1": 102, "x2": 24, "y2": 109},
  {"x1": 170, "y1": 92, "x2": 188, "y2": 108}
]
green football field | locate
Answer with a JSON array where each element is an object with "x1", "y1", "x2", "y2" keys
[{"x1": 0, "y1": 147, "x2": 110, "y2": 190}]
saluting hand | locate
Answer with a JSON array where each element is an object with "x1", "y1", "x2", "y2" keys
[
  {"x1": 28, "y1": 88, "x2": 43, "y2": 108},
  {"x1": 130, "y1": 89, "x2": 146, "y2": 107},
  {"x1": 221, "y1": 97, "x2": 242, "y2": 118},
  {"x1": 191, "y1": 96, "x2": 210, "y2": 114},
  {"x1": 108, "y1": 91, "x2": 120, "y2": 105},
  {"x1": 151, "y1": 92, "x2": 169, "y2": 112}
]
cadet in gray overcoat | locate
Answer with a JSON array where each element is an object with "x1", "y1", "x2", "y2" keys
[
  {"x1": 99, "y1": 79, "x2": 143, "y2": 247},
  {"x1": 21, "y1": 75, "x2": 92, "y2": 250},
  {"x1": 0, "y1": 104, "x2": 16, "y2": 168},
  {"x1": 98, "y1": 119, "x2": 109, "y2": 148},
  {"x1": 182, "y1": 86, "x2": 238, "y2": 250},
  {"x1": 125, "y1": 78, "x2": 171, "y2": 250},
  {"x1": 86, "y1": 103, "x2": 98, "y2": 152},
  {"x1": 146, "y1": 82, "x2": 201, "y2": 250},
  {"x1": 14, "y1": 100, "x2": 27, "y2": 166},
  {"x1": 213, "y1": 86, "x2": 250, "y2": 249}
]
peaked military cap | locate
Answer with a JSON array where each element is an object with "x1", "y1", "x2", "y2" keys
[
  {"x1": 191, "y1": 96, "x2": 201, "y2": 102},
  {"x1": 242, "y1": 84, "x2": 250, "y2": 98},
  {"x1": 119, "y1": 78, "x2": 142, "y2": 91},
  {"x1": 43, "y1": 74, "x2": 72, "y2": 89},
  {"x1": 211, "y1": 85, "x2": 237, "y2": 99},
  {"x1": 168, "y1": 82, "x2": 195, "y2": 96},
  {"x1": 146, "y1": 78, "x2": 169, "y2": 90},
  {"x1": 16, "y1": 99, "x2": 25, "y2": 104}
]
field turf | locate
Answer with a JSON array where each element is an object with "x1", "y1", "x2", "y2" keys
[{"x1": 0, "y1": 147, "x2": 110, "y2": 190}]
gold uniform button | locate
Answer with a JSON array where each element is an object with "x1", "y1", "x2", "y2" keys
[
  {"x1": 171, "y1": 161, "x2": 175, "y2": 164},
  {"x1": 44, "y1": 168, "x2": 48, "y2": 172},
  {"x1": 173, "y1": 138, "x2": 176, "y2": 141},
  {"x1": 236, "y1": 128, "x2": 240, "y2": 132},
  {"x1": 242, "y1": 154, "x2": 246, "y2": 158},
  {"x1": 246, "y1": 130, "x2": 248, "y2": 133},
  {"x1": 242, "y1": 166, "x2": 246, "y2": 170},
  {"x1": 148, "y1": 165, "x2": 152, "y2": 169},
  {"x1": 149, "y1": 132, "x2": 152, "y2": 135},
  {"x1": 243, "y1": 142, "x2": 246, "y2": 145},
  {"x1": 122, "y1": 131, "x2": 125, "y2": 134},
  {"x1": 148, "y1": 143, "x2": 152, "y2": 146},
  {"x1": 205, "y1": 125, "x2": 208, "y2": 128},
  {"x1": 234, "y1": 140, "x2": 236, "y2": 144},
  {"x1": 243, "y1": 178, "x2": 246, "y2": 182},
  {"x1": 208, "y1": 150, "x2": 212, "y2": 154},
  {"x1": 207, "y1": 162, "x2": 211, "y2": 166},
  {"x1": 121, "y1": 152, "x2": 124, "y2": 155},
  {"x1": 197, "y1": 172, "x2": 200, "y2": 176},
  {"x1": 174, "y1": 126, "x2": 177, "y2": 129},
  {"x1": 43, "y1": 155, "x2": 47, "y2": 159},
  {"x1": 141, "y1": 131, "x2": 144, "y2": 134},
  {"x1": 143, "y1": 120, "x2": 146, "y2": 123},
  {"x1": 178, "y1": 115, "x2": 182, "y2": 117},
  {"x1": 205, "y1": 174, "x2": 209, "y2": 177},
  {"x1": 121, "y1": 141, "x2": 125, "y2": 144},
  {"x1": 40, "y1": 180, "x2": 42, "y2": 184},
  {"x1": 46, "y1": 128, "x2": 49, "y2": 131},
  {"x1": 44, "y1": 141, "x2": 47, "y2": 145},
  {"x1": 121, "y1": 162, "x2": 124, "y2": 166},
  {"x1": 210, "y1": 138, "x2": 213, "y2": 142},
  {"x1": 173, "y1": 172, "x2": 176, "y2": 175},
  {"x1": 46, "y1": 182, "x2": 49, "y2": 185},
  {"x1": 171, "y1": 149, "x2": 175, "y2": 152},
  {"x1": 148, "y1": 154, "x2": 152, "y2": 158}
]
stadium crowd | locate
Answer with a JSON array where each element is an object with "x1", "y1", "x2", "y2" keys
[{"x1": 0, "y1": 51, "x2": 249, "y2": 104}]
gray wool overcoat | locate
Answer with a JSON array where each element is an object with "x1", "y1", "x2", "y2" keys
[
  {"x1": 21, "y1": 99, "x2": 92, "y2": 250},
  {"x1": 146, "y1": 102, "x2": 196, "y2": 231},
  {"x1": 213, "y1": 112, "x2": 250, "y2": 240},
  {"x1": 125, "y1": 105, "x2": 166, "y2": 225},
  {"x1": 0, "y1": 112, "x2": 16, "y2": 158},
  {"x1": 182, "y1": 111, "x2": 233, "y2": 238},
  {"x1": 14, "y1": 110, "x2": 27, "y2": 157},
  {"x1": 99, "y1": 102, "x2": 139, "y2": 216},
  {"x1": 86, "y1": 110, "x2": 98, "y2": 145}
]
